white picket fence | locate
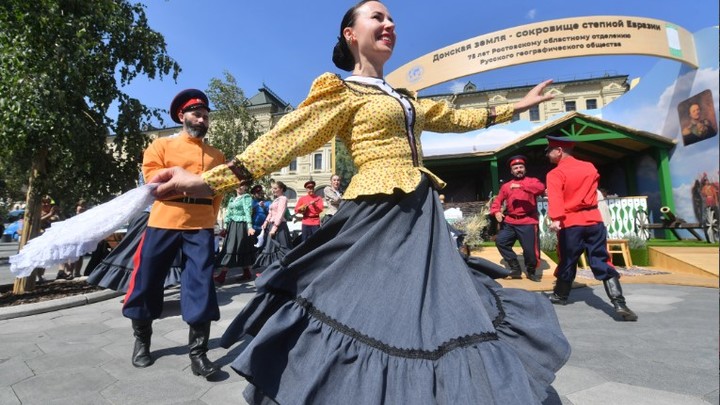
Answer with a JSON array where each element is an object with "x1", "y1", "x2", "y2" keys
[{"x1": 536, "y1": 196, "x2": 649, "y2": 239}]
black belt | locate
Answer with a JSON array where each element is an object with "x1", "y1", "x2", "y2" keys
[
  {"x1": 172, "y1": 197, "x2": 213, "y2": 205},
  {"x1": 573, "y1": 205, "x2": 598, "y2": 212}
]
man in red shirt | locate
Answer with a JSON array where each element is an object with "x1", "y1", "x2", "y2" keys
[
  {"x1": 545, "y1": 136, "x2": 637, "y2": 321},
  {"x1": 490, "y1": 155, "x2": 545, "y2": 281},
  {"x1": 295, "y1": 180, "x2": 324, "y2": 242}
]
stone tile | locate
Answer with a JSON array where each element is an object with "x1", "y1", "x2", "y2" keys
[
  {"x1": 0, "y1": 339, "x2": 47, "y2": 361},
  {"x1": 567, "y1": 382, "x2": 711, "y2": 405},
  {"x1": 0, "y1": 387, "x2": 20, "y2": 405},
  {"x1": 12, "y1": 368, "x2": 115, "y2": 404},
  {"x1": 200, "y1": 379, "x2": 250, "y2": 405},
  {"x1": 100, "y1": 369, "x2": 208, "y2": 404},
  {"x1": 43, "y1": 322, "x2": 111, "y2": 339},
  {"x1": 704, "y1": 389, "x2": 719, "y2": 405},
  {"x1": 0, "y1": 358, "x2": 34, "y2": 386},
  {"x1": 43, "y1": 393, "x2": 113, "y2": 405},
  {"x1": 35, "y1": 333, "x2": 113, "y2": 356},
  {"x1": 25, "y1": 349, "x2": 114, "y2": 373},
  {"x1": 551, "y1": 365, "x2": 607, "y2": 397},
  {"x1": 0, "y1": 317, "x2": 54, "y2": 334}
]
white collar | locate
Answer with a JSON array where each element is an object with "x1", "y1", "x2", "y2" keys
[{"x1": 345, "y1": 75, "x2": 385, "y2": 86}]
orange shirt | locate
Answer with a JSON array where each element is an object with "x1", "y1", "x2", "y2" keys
[{"x1": 143, "y1": 132, "x2": 225, "y2": 230}]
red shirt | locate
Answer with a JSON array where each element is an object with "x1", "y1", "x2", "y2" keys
[
  {"x1": 295, "y1": 194, "x2": 324, "y2": 226},
  {"x1": 546, "y1": 156, "x2": 603, "y2": 227},
  {"x1": 490, "y1": 176, "x2": 545, "y2": 225}
]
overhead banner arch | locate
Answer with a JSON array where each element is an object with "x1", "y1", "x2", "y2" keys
[{"x1": 386, "y1": 16, "x2": 698, "y2": 91}]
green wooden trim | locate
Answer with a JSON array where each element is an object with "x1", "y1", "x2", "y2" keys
[
  {"x1": 490, "y1": 159, "x2": 499, "y2": 196},
  {"x1": 655, "y1": 148, "x2": 676, "y2": 239}
]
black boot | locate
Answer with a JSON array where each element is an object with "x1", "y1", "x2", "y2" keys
[
  {"x1": 548, "y1": 280, "x2": 573, "y2": 305},
  {"x1": 189, "y1": 322, "x2": 218, "y2": 378},
  {"x1": 131, "y1": 320, "x2": 153, "y2": 368},
  {"x1": 526, "y1": 266, "x2": 541, "y2": 282},
  {"x1": 506, "y1": 259, "x2": 522, "y2": 279},
  {"x1": 603, "y1": 277, "x2": 638, "y2": 321}
]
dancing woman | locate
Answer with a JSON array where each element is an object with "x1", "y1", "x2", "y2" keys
[{"x1": 151, "y1": 1, "x2": 569, "y2": 403}]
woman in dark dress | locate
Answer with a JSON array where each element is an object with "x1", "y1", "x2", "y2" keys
[
  {"x1": 150, "y1": 1, "x2": 569, "y2": 403},
  {"x1": 87, "y1": 210, "x2": 182, "y2": 292},
  {"x1": 214, "y1": 184, "x2": 255, "y2": 284},
  {"x1": 252, "y1": 181, "x2": 292, "y2": 275}
]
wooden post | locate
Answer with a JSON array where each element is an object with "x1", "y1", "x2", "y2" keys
[{"x1": 13, "y1": 148, "x2": 48, "y2": 295}]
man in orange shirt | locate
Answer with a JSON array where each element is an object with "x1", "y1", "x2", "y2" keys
[
  {"x1": 545, "y1": 135, "x2": 637, "y2": 321},
  {"x1": 122, "y1": 89, "x2": 226, "y2": 376}
]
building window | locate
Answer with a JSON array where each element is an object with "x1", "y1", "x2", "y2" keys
[
  {"x1": 565, "y1": 101, "x2": 576, "y2": 111},
  {"x1": 529, "y1": 106, "x2": 540, "y2": 121},
  {"x1": 313, "y1": 153, "x2": 323, "y2": 171},
  {"x1": 586, "y1": 99, "x2": 597, "y2": 110},
  {"x1": 288, "y1": 158, "x2": 297, "y2": 172},
  {"x1": 285, "y1": 188, "x2": 297, "y2": 200}
]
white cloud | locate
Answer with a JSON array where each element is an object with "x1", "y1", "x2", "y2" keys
[
  {"x1": 447, "y1": 80, "x2": 466, "y2": 94},
  {"x1": 526, "y1": 9, "x2": 537, "y2": 20},
  {"x1": 422, "y1": 126, "x2": 527, "y2": 155},
  {"x1": 621, "y1": 67, "x2": 719, "y2": 136},
  {"x1": 672, "y1": 182, "x2": 697, "y2": 222}
]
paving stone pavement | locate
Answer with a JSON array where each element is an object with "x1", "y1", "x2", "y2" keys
[{"x1": 0, "y1": 281, "x2": 717, "y2": 404}]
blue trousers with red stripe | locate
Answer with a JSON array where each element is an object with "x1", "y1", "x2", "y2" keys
[
  {"x1": 555, "y1": 222, "x2": 620, "y2": 282},
  {"x1": 495, "y1": 223, "x2": 540, "y2": 270},
  {"x1": 122, "y1": 227, "x2": 220, "y2": 325}
]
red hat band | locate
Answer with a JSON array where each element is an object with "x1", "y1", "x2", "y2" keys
[
  {"x1": 509, "y1": 158, "x2": 525, "y2": 166},
  {"x1": 180, "y1": 98, "x2": 207, "y2": 112}
]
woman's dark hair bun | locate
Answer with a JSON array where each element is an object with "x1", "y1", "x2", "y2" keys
[{"x1": 332, "y1": 36, "x2": 355, "y2": 71}]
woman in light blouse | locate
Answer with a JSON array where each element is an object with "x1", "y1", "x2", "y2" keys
[
  {"x1": 150, "y1": 1, "x2": 568, "y2": 403},
  {"x1": 252, "y1": 181, "x2": 292, "y2": 274}
]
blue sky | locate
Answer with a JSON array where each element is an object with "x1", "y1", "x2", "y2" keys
[{"x1": 124, "y1": 0, "x2": 719, "y2": 125}]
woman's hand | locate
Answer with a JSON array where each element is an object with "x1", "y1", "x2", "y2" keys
[
  {"x1": 513, "y1": 79, "x2": 554, "y2": 113},
  {"x1": 149, "y1": 167, "x2": 213, "y2": 199}
]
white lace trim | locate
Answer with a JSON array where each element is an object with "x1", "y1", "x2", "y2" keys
[{"x1": 9, "y1": 185, "x2": 157, "y2": 277}]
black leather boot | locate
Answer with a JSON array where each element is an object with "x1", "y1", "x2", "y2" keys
[
  {"x1": 548, "y1": 280, "x2": 573, "y2": 305},
  {"x1": 603, "y1": 277, "x2": 638, "y2": 321},
  {"x1": 526, "y1": 266, "x2": 541, "y2": 282},
  {"x1": 131, "y1": 320, "x2": 153, "y2": 368},
  {"x1": 506, "y1": 258, "x2": 522, "y2": 279},
  {"x1": 189, "y1": 322, "x2": 218, "y2": 378}
]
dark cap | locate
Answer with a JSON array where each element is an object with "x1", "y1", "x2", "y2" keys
[
  {"x1": 250, "y1": 185, "x2": 263, "y2": 194},
  {"x1": 304, "y1": 180, "x2": 316, "y2": 189},
  {"x1": 507, "y1": 155, "x2": 527, "y2": 167},
  {"x1": 170, "y1": 89, "x2": 211, "y2": 124},
  {"x1": 545, "y1": 135, "x2": 576, "y2": 153}
]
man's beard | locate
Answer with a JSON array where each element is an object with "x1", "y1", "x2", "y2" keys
[{"x1": 184, "y1": 120, "x2": 208, "y2": 138}]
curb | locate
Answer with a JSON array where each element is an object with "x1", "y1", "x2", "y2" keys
[{"x1": 0, "y1": 289, "x2": 123, "y2": 320}]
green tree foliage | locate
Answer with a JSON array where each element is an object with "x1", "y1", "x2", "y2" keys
[
  {"x1": 0, "y1": 0, "x2": 180, "y2": 227},
  {"x1": 206, "y1": 71, "x2": 263, "y2": 205},
  {"x1": 334, "y1": 139, "x2": 356, "y2": 191}
]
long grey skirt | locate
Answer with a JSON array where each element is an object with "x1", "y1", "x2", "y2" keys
[
  {"x1": 216, "y1": 220, "x2": 255, "y2": 268},
  {"x1": 221, "y1": 176, "x2": 570, "y2": 404}
]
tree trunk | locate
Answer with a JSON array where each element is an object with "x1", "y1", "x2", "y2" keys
[{"x1": 13, "y1": 148, "x2": 48, "y2": 295}]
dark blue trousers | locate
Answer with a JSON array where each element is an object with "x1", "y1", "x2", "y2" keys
[
  {"x1": 555, "y1": 223, "x2": 619, "y2": 282},
  {"x1": 495, "y1": 223, "x2": 540, "y2": 270},
  {"x1": 123, "y1": 227, "x2": 220, "y2": 325},
  {"x1": 301, "y1": 224, "x2": 320, "y2": 242}
]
